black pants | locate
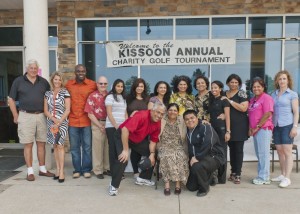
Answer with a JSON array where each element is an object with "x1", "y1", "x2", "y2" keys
[
  {"x1": 109, "y1": 129, "x2": 153, "y2": 188},
  {"x1": 130, "y1": 149, "x2": 141, "y2": 174},
  {"x1": 186, "y1": 156, "x2": 220, "y2": 193},
  {"x1": 214, "y1": 126, "x2": 227, "y2": 184},
  {"x1": 228, "y1": 141, "x2": 244, "y2": 176}
]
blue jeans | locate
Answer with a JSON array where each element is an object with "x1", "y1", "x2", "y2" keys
[
  {"x1": 253, "y1": 129, "x2": 272, "y2": 181},
  {"x1": 69, "y1": 126, "x2": 92, "y2": 174}
]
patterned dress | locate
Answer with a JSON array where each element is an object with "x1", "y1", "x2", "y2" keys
[
  {"x1": 45, "y1": 88, "x2": 70, "y2": 145},
  {"x1": 158, "y1": 117, "x2": 189, "y2": 184},
  {"x1": 169, "y1": 93, "x2": 195, "y2": 115},
  {"x1": 195, "y1": 92, "x2": 210, "y2": 122}
]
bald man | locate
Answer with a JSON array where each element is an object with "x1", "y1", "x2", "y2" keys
[{"x1": 84, "y1": 76, "x2": 110, "y2": 179}]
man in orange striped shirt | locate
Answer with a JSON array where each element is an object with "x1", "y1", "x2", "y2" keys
[{"x1": 65, "y1": 64, "x2": 97, "y2": 179}]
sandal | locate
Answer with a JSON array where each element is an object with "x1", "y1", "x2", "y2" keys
[
  {"x1": 164, "y1": 188, "x2": 171, "y2": 196},
  {"x1": 174, "y1": 187, "x2": 181, "y2": 195},
  {"x1": 234, "y1": 176, "x2": 241, "y2": 184},
  {"x1": 228, "y1": 173, "x2": 236, "y2": 181}
]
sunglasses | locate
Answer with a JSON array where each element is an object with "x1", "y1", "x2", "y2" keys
[{"x1": 98, "y1": 82, "x2": 108, "y2": 85}]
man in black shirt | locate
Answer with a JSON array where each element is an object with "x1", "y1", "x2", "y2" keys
[
  {"x1": 8, "y1": 59, "x2": 54, "y2": 181},
  {"x1": 183, "y1": 109, "x2": 225, "y2": 197}
]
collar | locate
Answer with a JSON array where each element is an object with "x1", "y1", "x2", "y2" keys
[
  {"x1": 71, "y1": 78, "x2": 88, "y2": 85},
  {"x1": 275, "y1": 88, "x2": 291, "y2": 95},
  {"x1": 23, "y1": 72, "x2": 40, "y2": 82}
]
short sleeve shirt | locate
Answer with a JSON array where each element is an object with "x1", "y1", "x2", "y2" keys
[
  {"x1": 248, "y1": 93, "x2": 274, "y2": 130},
  {"x1": 65, "y1": 78, "x2": 97, "y2": 127},
  {"x1": 195, "y1": 92, "x2": 210, "y2": 122},
  {"x1": 105, "y1": 94, "x2": 127, "y2": 128},
  {"x1": 9, "y1": 73, "x2": 50, "y2": 112},
  {"x1": 119, "y1": 110, "x2": 161, "y2": 143},
  {"x1": 272, "y1": 88, "x2": 298, "y2": 127},
  {"x1": 84, "y1": 90, "x2": 108, "y2": 120},
  {"x1": 209, "y1": 96, "x2": 230, "y2": 128}
]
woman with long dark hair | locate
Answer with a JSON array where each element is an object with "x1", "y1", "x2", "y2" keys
[
  {"x1": 126, "y1": 78, "x2": 150, "y2": 178},
  {"x1": 148, "y1": 81, "x2": 171, "y2": 109},
  {"x1": 105, "y1": 79, "x2": 127, "y2": 188}
]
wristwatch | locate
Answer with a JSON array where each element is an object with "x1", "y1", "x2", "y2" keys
[
  {"x1": 226, "y1": 130, "x2": 231, "y2": 134},
  {"x1": 230, "y1": 100, "x2": 234, "y2": 104},
  {"x1": 256, "y1": 124, "x2": 261, "y2": 129}
]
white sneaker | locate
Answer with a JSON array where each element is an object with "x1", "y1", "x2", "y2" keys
[
  {"x1": 108, "y1": 184, "x2": 118, "y2": 196},
  {"x1": 279, "y1": 178, "x2": 291, "y2": 188},
  {"x1": 252, "y1": 178, "x2": 271, "y2": 185},
  {"x1": 135, "y1": 177, "x2": 155, "y2": 186},
  {"x1": 271, "y1": 175, "x2": 285, "y2": 182}
]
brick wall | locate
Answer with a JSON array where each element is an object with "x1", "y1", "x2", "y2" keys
[{"x1": 56, "y1": 0, "x2": 300, "y2": 74}]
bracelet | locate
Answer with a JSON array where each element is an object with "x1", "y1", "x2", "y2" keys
[
  {"x1": 230, "y1": 100, "x2": 234, "y2": 104},
  {"x1": 226, "y1": 130, "x2": 231, "y2": 134},
  {"x1": 150, "y1": 152, "x2": 155, "y2": 154},
  {"x1": 294, "y1": 125, "x2": 298, "y2": 128}
]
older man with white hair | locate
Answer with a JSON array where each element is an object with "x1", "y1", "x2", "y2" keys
[{"x1": 8, "y1": 59, "x2": 54, "y2": 181}]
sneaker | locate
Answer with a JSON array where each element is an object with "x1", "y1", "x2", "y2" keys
[
  {"x1": 279, "y1": 178, "x2": 291, "y2": 188},
  {"x1": 135, "y1": 177, "x2": 155, "y2": 186},
  {"x1": 73, "y1": 172, "x2": 80, "y2": 179},
  {"x1": 108, "y1": 184, "x2": 118, "y2": 196},
  {"x1": 83, "y1": 172, "x2": 91, "y2": 178},
  {"x1": 271, "y1": 175, "x2": 285, "y2": 182},
  {"x1": 252, "y1": 178, "x2": 271, "y2": 185}
]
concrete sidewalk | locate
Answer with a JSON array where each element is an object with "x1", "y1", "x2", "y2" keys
[{"x1": 0, "y1": 152, "x2": 300, "y2": 214}]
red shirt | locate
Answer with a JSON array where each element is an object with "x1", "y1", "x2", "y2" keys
[
  {"x1": 65, "y1": 78, "x2": 97, "y2": 127},
  {"x1": 119, "y1": 110, "x2": 161, "y2": 143},
  {"x1": 84, "y1": 90, "x2": 108, "y2": 120}
]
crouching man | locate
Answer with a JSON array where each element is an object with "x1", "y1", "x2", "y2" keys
[
  {"x1": 108, "y1": 102, "x2": 166, "y2": 196},
  {"x1": 183, "y1": 110, "x2": 226, "y2": 197}
]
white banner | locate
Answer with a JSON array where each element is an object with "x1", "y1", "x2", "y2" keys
[{"x1": 106, "y1": 39, "x2": 236, "y2": 67}]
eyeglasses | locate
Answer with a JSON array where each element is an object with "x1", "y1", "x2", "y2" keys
[{"x1": 97, "y1": 82, "x2": 108, "y2": 85}]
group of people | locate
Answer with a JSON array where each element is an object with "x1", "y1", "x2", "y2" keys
[{"x1": 8, "y1": 59, "x2": 299, "y2": 197}]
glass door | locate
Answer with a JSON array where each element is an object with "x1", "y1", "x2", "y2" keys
[{"x1": 0, "y1": 51, "x2": 23, "y2": 143}]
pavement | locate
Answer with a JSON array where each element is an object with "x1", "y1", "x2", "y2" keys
[{"x1": 0, "y1": 147, "x2": 300, "y2": 214}]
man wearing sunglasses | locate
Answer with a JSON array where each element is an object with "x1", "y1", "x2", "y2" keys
[
  {"x1": 65, "y1": 64, "x2": 97, "y2": 179},
  {"x1": 84, "y1": 76, "x2": 110, "y2": 179}
]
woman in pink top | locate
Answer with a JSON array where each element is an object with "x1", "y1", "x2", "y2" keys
[{"x1": 248, "y1": 77, "x2": 274, "y2": 185}]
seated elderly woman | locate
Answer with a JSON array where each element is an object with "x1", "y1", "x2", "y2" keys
[{"x1": 158, "y1": 103, "x2": 189, "y2": 196}]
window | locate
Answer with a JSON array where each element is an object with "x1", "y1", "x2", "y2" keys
[{"x1": 0, "y1": 27, "x2": 23, "y2": 46}]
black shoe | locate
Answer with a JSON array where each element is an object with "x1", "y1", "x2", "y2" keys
[
  {"x1": 96, "y1": 174, "x2": 104, "y2": 179},
  {"x1": 103, "y1": 170, "x2": 111, "y2": 176},
  {"x1": 53, "y1": 176, "x2": 59, "y2": 180},
  {"x1": 58, "y1": 178, "x2": 65, "y2": 183},
  {"x1": 196, "y1": 187, "x2": 210, "y2": 197},
  {"x1": 210, "y1": 177, "x2": 218, "y2": 186}
]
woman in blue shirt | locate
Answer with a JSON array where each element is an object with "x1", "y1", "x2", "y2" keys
[{"x1": 271, "y1": 70, "x2": 299, "y2": 188}]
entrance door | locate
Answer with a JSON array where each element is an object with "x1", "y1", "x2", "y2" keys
[{"x1": 0, "y1": 51, "x2": 23, "y2": 143}]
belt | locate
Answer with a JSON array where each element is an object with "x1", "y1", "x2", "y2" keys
[
  {"x1": 98, "y1": 119, "x2": 106, "y2": 122},
  {"x1": 20, "y1": 109, "x2": 43, "y2": 114}
]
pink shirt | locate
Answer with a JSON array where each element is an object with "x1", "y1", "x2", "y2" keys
[{"x1": 248, "y1": 93, "x2": 274, "y2": 130}]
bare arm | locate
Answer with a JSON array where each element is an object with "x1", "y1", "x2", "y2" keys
[
  {"x1": 88, "y1": 113, "x2": 103, "y2": 130},
  {"x1": 7, "y1": 97, "x2": 18, "y2": 124},
  {"x1": 59, "y1": 97, "x2": 70, "y2": 123},
  {"x1": 148, "y1": 102, "x2": 154, "y2": 110},
  {"x1": 118, "y1": 127, "x2": 129, "y2": 163},
  {"x1": 106, "y1": 105, "x2": 119, "y2": 129},
  {"x1": 221, "y1": 96, "x2": 248, "y2": 112},
  {"x1": 148, "y1": 141, "x2": 156, "y2": 166},
  {"x1": 290, "y1": 99, "x2": 299, "y2": 138},
  {"x1": 224, "y1": 106, "x2": 231, "y2": 142}
]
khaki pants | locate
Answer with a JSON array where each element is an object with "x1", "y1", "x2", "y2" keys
[{"x1": 91, "y1": 122, "x2": 109, "y2": 175}]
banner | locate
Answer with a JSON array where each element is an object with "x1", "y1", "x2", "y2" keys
[{"x1": 106, "y1": 39, "x2": 236, "y2": 67}]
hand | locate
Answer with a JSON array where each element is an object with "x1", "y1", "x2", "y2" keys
[
  {"x1": 220, "y1": 96, "x2": 229, "y2": 101},
  {"x1": 249, "y1": 128, "x2": 259, "y2": 136},
  {"x1": 290, "y1": 127, "x2": 298, "y2": 138},
  {"x1": 13, "y1": 114, "x2": 19, "y2": 124},
  {"x1": 99, "y1": 125, "x2": 106, "y2": 133},
  {"x1": 149, "y1": 153, "x2": 155, "y2": 166},
  {"x1": 52, "y1": 117, "x2": 60, "y2": 125},
  {"x1": 190, "y1": 156, "x2": 198, "y2": 167},
  {"x1": 118, "y1": 150, "x2": 128, "y2": 163},
  {"x1": 130, "y1": 111, "x2": 138, "y2": 117},
  {"x1": 217, "y1": 113, "x2": 225, "y2": 120},
  {"x1": 225, "y1": 133, "x2": 230, "y2": 142},
  {"x1": 202, "y1": 120, "x2": 210, "y2": 125}
]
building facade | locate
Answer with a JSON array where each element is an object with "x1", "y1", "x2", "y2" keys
[{"x1": 0, "y1": 0, "x2": 299, "y2": 143}]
